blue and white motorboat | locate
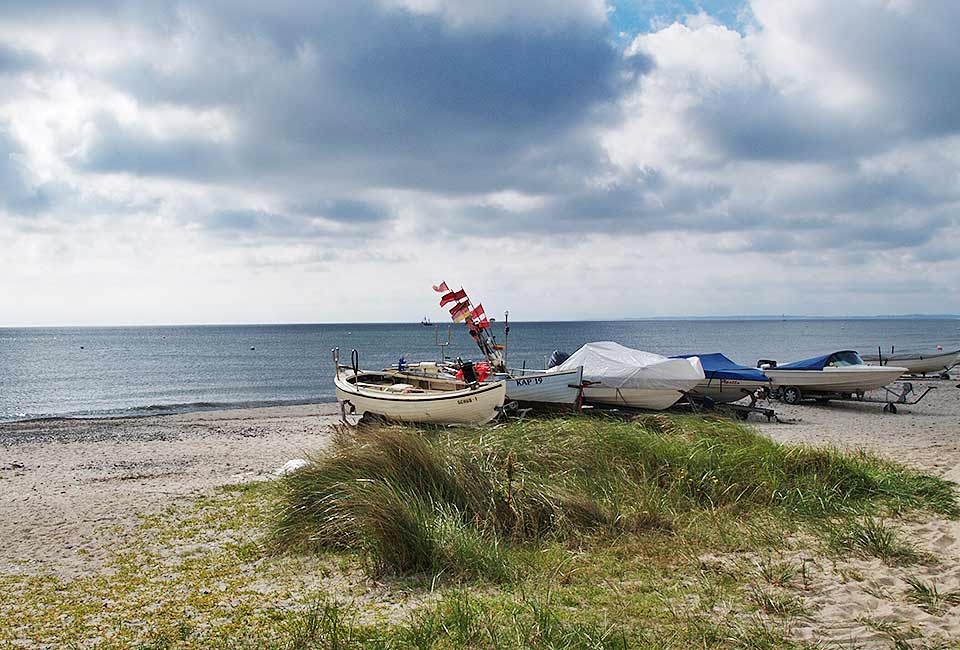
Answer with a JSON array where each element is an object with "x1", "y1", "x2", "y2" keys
[{"x1": 760, "y1": 350, "x2": 905, "y2": 404}]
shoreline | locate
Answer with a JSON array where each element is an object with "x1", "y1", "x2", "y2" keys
[{"x1": 0, "y1": 398, "x2": 339, "y2": 427}]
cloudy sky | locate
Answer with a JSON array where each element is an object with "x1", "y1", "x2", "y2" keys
[{"x1": 1, "y1": 0, "x2": 958, "y2": 326}]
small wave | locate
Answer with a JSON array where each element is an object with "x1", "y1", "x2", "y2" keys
[{"x1": 137, "y1": 401, "x2": 231, "y2": 411}]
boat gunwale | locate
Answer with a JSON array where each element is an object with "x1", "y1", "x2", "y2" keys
[{"x1": 336, "y1": 372, "x2": 506, "y2": 403}]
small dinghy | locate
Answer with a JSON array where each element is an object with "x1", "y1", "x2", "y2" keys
[
  {"x1": 552, "y1": 342, "x2": 704, "y2": 410},
  {"x1": 334, "y1": 349, "x2": 505, "y2": 425}
]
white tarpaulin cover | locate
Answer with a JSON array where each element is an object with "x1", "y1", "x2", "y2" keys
[{"x1": 554, "y1": 342, "x2": 704, "y2": 391}]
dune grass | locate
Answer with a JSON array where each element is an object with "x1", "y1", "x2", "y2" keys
[
  {"x1": 272, "y1": 415, "x2": 957, "y2": 578},
  {"x1": 6, "y1": 414, "x2": 957, "y2": 649}
]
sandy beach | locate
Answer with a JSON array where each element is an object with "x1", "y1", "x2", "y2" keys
[
  {"x1": 0, "y1": 404, "x2": 341, "y2": 577},
  {"x1": 2, "y1": 380, "x2": 960, "y2": 646}
]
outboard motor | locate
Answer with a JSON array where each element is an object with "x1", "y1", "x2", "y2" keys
[
  {"x1": 547, "y1": 350, "x2": 570, "y2": 369},
  {"x1": 461, "y1": 361, "x2": 478, "y2": 383}
]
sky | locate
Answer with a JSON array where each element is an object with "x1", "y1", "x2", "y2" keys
[{"x1": 1, "y1": 0, "x2": 958, "y2": 326}]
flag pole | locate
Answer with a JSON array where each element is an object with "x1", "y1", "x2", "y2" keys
[{"x1": 503, "y1": 310, "x2": 509, "y2": 369}]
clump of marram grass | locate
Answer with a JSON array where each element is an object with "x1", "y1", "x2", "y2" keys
[
  {"x1": 827, "y1": 517, "x2": 929, "y2": 565},
  {"x1": 903, "y1": 576, "x2": 960, "y2": 615},
  {"x1": 272, "y1": 416, "x2": 958, "y2": 578}
]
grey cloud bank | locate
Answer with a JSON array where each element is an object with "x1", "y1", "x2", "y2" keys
[{"x1": 0, "y1": 0, "x2": 958, "y2": 325}]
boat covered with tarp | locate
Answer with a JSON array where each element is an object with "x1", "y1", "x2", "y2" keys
[
  {"x1": 672, "y1": 353, "x2": 770, "y2": 404},
  {"x1": 552, "y1": 342, "x2": 704, "y2": 410}
]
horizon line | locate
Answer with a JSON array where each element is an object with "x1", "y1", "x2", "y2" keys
[{"x1": 3, "y1": 314, "x2": 959, "y2": 329}]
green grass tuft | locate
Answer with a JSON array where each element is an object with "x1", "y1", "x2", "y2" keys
[
  {"x1": 272, "y1": 416, "x2": 957, "y2": 579},
  {"x1": 827, "y1": 517, "x2": 929, "y2": 565},
  {"x1": 904, "y1": 576, "x2": 960, "y2": 616}
]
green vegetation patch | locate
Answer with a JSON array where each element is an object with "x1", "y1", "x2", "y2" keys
[
  {"x1": 4, "y1": 414, "x2": 957, "y2": 649},
  {"x1": 273, "y1": 415, "x2": 957, "y2": 577}
]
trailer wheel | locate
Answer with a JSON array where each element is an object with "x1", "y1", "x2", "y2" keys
[
  {"x1": 883, "y1": 403, "x2": 898, "y2": 414},
  {"x1": 782, "y1": 386, "x2": 802, "y2": 405}
]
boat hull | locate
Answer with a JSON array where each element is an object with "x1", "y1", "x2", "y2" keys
[
  {"x1": 580, "y1": 386, "x2": 686, "y2": 411},
  {"x1": 497, "y1": 366, "x2": 584, "y2": 406},
  {"x1": 690, "y1": 378, "x2": 770, "y2": 404},
  {"x1": 765, "y1": 366, "x2": 906, "y2": 393},
  {"x1": 335, "y1": 373, "x2": 505, "y2": 425},
  {"x1": 862, "y1": 350, "x2": 959, "y2": 375}
]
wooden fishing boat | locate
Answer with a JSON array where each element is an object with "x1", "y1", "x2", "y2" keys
[
  {"x1": 395, "y1": 362, "x2": 585, "y2": 408},
  {"x1": 334, "y1": 350, "x2": 505, "y2": 425}
]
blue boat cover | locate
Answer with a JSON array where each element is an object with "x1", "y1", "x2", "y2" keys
[
  {"x1": 777, "y1": 350, "x2": 861, "y2": 371},
  {"x1": 673, "y1": 353, "x2": 768, "y2": 381}
]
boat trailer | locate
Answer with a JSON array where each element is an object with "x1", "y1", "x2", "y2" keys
[
  {"x1": 680, "y1": 391, "x2": 777, "y2": 421},
  {"x1": 771, "y1": 381, "x2": 935, "y2": 413}
]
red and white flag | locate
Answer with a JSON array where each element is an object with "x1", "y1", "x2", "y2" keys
[
  {"x1": 432, "y1": 281, "x2": 449, "y2": 293},
  {"x1": 470, "y1": 303, "x2": 485, "y2": 321},
  {"x1": 439, "y1": 289, "x2": 467, "y2": 307}
]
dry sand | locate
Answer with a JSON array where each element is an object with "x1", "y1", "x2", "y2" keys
[
  {"x1": 748, "y1": 377, "x2": 960, "y2": 645},
  {"x1": 0, "y1": 403, "x2": 340, "y2": 576},
  {"x1": 2, "y1": 381, "x2": 960, "y2": 645}
]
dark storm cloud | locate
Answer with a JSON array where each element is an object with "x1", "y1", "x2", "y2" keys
[
  {"x1": 288, "y1": 199, "x2": 389, "y2": 223},
  {"x1": 69, "y1": 0, "x2": 651, "y2": 196},
  {"x1": 794, "y1": 0, "x2": 960, "y2": 139},
  {"x1": 74, "y1": 113, "x2": 233, "y2": 179}
]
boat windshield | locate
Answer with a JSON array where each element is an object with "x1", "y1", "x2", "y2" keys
[{"x1": 827, "y1": 351, "x2": 864, "y2": 367}]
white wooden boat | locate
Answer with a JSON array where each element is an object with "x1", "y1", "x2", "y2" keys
[
  {"x1": 494, "y1": 366, "x2": 584, "y2": 407},
  {"x1": 390, "y1": 362, "x2": 585, "y2": 407},
  {"x1": 334, "y1": 363, "x2": 505, "y2": 426},
  {"x1": 862, "y1": 349, "x2": 959, "y2": 376}
]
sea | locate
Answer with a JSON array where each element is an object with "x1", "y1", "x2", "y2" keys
[{"x1": 1, "y1": 319, "x2": 958, "y2": 422}]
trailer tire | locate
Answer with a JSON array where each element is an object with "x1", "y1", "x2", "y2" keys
[{"x1": 783, "y1": 386, "x2": 802, "y2": 405}]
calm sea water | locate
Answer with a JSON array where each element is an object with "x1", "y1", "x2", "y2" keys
[{"x1": 1, "y1": 320, "x2": 958, "y2": 421}]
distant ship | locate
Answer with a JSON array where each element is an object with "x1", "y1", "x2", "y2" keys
[{"x1": 421, "y1": 316, "x2": 432, "y2": 327}]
